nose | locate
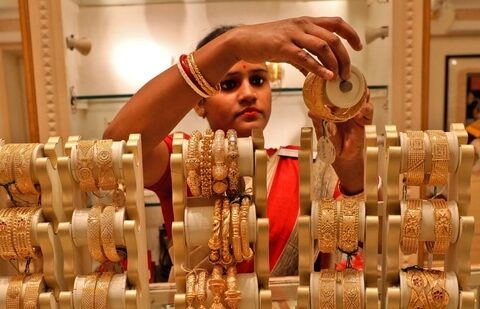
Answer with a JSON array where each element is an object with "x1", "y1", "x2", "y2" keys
[{"x1": 237, "y1": 80, "x2": 257, "y2": 105}]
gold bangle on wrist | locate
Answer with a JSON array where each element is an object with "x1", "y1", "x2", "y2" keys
[
  {"x1": 405, "y1": 131, "x2": 425, "y2": 185},
  {"x1": 425, "y1": 199, "x2": 452, "y2": 255},
  {"x1": 187, "y1": 52, "x2": 221, "y2": 96},
  {"x1": 186, "y1": 130, "x2": 202, "y2": 197},
  {"x1": 88, "y1": 205, "x2": 107, "y2": 263},
  {"x1": 23, "y1": 273, "x2": 44, "y2": 309},
  {"x1": 200, "y1": 129, "x2": 213, "y2": 198},
  {"x1": 401, "y1": 199, "x2": 422, "y2": 255},
  {"x1": 425, "y1": 130, "x2": 449, "y2": 186},
  {"x1": 338, "y1": 198, "x2": 359, "y2": 253},
  {"x1": 342, "y1": 268, "x2": 361, "y2": 309},
  {"x1": 318, "y1": 269, "x2": 336, "y2": 309},
  {"x1": 318, "y1": 198, "x2": 337, "y2": 253},
  {"x1": 100, "y1": 205, "x2": 123, "y2": 262},
  {"x1": 77, "y1": 140, "x2": 98, "y2": 192},
  {"x1": 208, "y1": 198, "x2": 222, "y2": 263},
  {"x1": 95, "y1": 272, "x2": 114, "y2": 309},
  {"x1": 424, "y1": 269, "x2": 449, "y2": 308},
  {"x1": 221, "y1": 198, "x2": 233, "y2": 266},
  {"x1": 240, "y1": 196, "x2": 254, "y2": 261},
  {"x1": 231, "y1": 200, "x2": 243, "y2": 262},
  {"x1": 81, "y1": 273, "x2": 100, "y2": 309},
  {"x1": 95, "y1": 139, "x2": 117, "y2": 191}
]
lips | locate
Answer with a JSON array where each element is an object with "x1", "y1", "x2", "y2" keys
[{"x1": 236, "y1": 107, "x2": 261, "y2": 117}]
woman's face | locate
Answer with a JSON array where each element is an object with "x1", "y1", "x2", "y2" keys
[{"x1": 201, "y1": 61, "x2": 272, "y2": 137}]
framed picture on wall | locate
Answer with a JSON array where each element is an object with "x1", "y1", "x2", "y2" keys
[{"x1": 444, "y1": 55, "x2": 480, "y2": 139}]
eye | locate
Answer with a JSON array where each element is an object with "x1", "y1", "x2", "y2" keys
[
  {"x1": 220, "y1": 79, "x2": 237, "y2": 91},
  {"x1": 250, "y1": 75, "x2": 266, "y2": 87}
]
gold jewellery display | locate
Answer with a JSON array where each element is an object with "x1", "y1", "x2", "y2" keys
[
  {"x1": 425, "y1": 199, "x2": 452, "y2": 255},
  {"x1": 318, "y1": 269, "x2": 336, "y2": 308},
  {"x1": 400, "y1": 199, "x2": 422, "y2": 255},
  {"x1": 425, "y1": 130, "x2": 449, "y2": 186},
  {"x1": 318, "y1": 198, "x2": 337, "y2": 253},
  {"x1": 405, "y1": 267, "x2": 449, "y2": 308},
  {"x1": 338, "y1": 198, "x2": 360, "y2": 254},
  {"x1": 405, "y1": 131, "x2": 425, "y2": 186}
]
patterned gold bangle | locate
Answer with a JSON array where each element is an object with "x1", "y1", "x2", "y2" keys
[
  {"x1": 12, "y1": 143, "x2": 39, "y2": 196},
  {"x1": 94, "y1": 272, "x2": 114, "y2": 309},
  {"x1": 342, "y1": 268, "x2": 361, "y2": 309},
  {"x1": 400, "y1": 199, "x2": 422, "y2": 255},
  {"x1": 318, "y1": 269, "x2": 336, "y2": 309},
  {"x1": 95, "y1": 139, "x2": 117, "y2": 191},
  {"x1": 76, "y1": 140, "x2": 98, "y2": 192},
  {"x1": 0, "y1": 207, "x2": 16, "y2": 260},
  {"x1": 81, "y1": 273, "x2": 100, "y2": 309},
  {"x1": 12, "y1": 206, "x2": 40, "y2": 260},
  {"x1": 0, "y1": 144, "x2": 16, "y2": 184},
  {"x1": 208, "y1": 198, "x2": 222, "y2": 263},
  {"x1": 425, "y1": 199, "x2": 452, "y2": 255},
  {"x1": 405, "y1": 131, "x2": 425, "y2": 185},
  {"x1": 226, "y1": 129, "x2": 239, "y2": 196},
  {"x1": 200, "y1": 129, "x2": 213, "y2": 198},
  {"x1": 212, "y1": 130, "x2": 227, "y2": 178},
  {"x1": 208, "y1": 265, "x2": 226, "y2": 307},
  {"x1": 185, "y1": 271, "x2": 196, "y2": 309},
  {"x1": 100, "y1": 205, "x2": 123, "y2": 262},
  {"x1": 196, "y1": 270, "x2": 208, "y2": 308},
  {"x1": 338, "y1": 198, "x2": 359, "y2": 253},
  {"x1": 425, "y1": 130, "x2": 449, "y2": 186},
  {"x1": 318, "y1": 198, "x2": 337, "y2": 253},
  {"x1": 221, "y1": 198, "x2": 233, "y2": 266},
  {"x1": 6, "y1": 274, "x2": 24, "y2": 309},
  {"x1": 231, "y1": 200, "x2": 243, "y2": 263},
  {"x1": 424, "y1": 269, "x2": 449, "y2": 308},
  {"x1": 88, "y1": 205, "x2": 107, "y2": 263},
  {"x1": 187, "y1": 52, "x2": 221, "y2": 96},
  {"x1": 23, "y1": 273, "x2": 44, "y2": 309},
  {"x1": 224, "y1": 266, "x2": 241, "y2": 308},
  {"x1": 240, "y1": 196, "x2": 254, "y2": 261},
  {"x1": 406, "y1": 268, "x2": 430, "y2": 308},
  {"x1": 186, "y1": 130, "x2": 202, "y2": 197}
]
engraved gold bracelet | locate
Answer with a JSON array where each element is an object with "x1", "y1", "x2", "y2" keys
[
  {"x1": 318, "y1": 269, "x2": 336, "y2": 309},
  {"x1": 95, "y1": 272, "x2": 114, "y2": 309},
  {"x1": 425, "y1": 199, "x2": 452, "y2": 255},
  {"x1": 12, "y1": 143, "x2": 39, "y2": 196},
  {"x1": 88, "y1": 205, "x2": 107, "y2": 263},
  {"x1": 200, "y1": 129, "x2": 213, "y2": 198},
  {"x1": 23, "y1": 273, "x2": 44, "y2": 309},
  {"x1": 95, "y1": 139, "x2": 117, "y2": 191},
  {"x1": 318, "y1": 198, "x2": 337, "y2": 253},
  {"x1": 343, "y1": 268, "x2": 361, "y2": 309},
  {"x1": 186, "y1": 130, "x2": 202, "y2": 197},
  {"x1": 0, "y1": 144, "x2": 16, "y2": 184},
  {"x1": 6, "y1": 274, "x2": 24, "y2": 309},
  {"x1": 224, "y1": 265, "x2": 241, "y2": 308},
  {"x1": 208, "y1": 265, "x2": 226, "y2": 307},
  {"x1": 424, "y1": 269, "x2": 449, "y2": 308},
  {"x1": 100, "y1": 205, "x2": 123, "y2": 262},
  {"x1": 425, "y1": 130, "x2": 449, "y2": 186},
  {"x1": 400, "y1": 199, "x2": 422, "y2": 255},
  {"x1": 81, "y1": 273, "x2": 100, "y2": 309},
  {"x1": 185, "y1": 271, "x2": 196, "y2": 309},
  {"x1": 196, "y1": 270, "x2": 208, "y2": 308},
  {"x1": 406, "y1": 268, "x2": 429, "y2": 308},
  {"x1": 338, "y1": 198, "x2": 359, "y2": 253},
  {"x1": 77, "y1": 140, "x2": 98, "y2": 192},
  {"x1": 208, "y1": 198, "x2": 222, "y2": 263},
  {"x1": 405, "y1": 131, "x2": 425, "y2": 185},
  {"x1": 0, "y1": 207, "x2": 16, "y2": 260},
  {"x1": 221, "y1": 198, "x2": 233, "y2": 265},
  {"x1": 240, "y1": 196, "x2": 254, "y2": 261},
  {"x1": 226, "y1": 129, "x2": 239, "y2": 196},
  {"x1": 13, "y1": 206, "x2": 40, "y2": 260},
  {"x1": 231, "y1": 200, "x2": 243, "y2": 263}
]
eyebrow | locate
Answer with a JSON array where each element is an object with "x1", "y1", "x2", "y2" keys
[{"x1": 224, "y1": 68, "x2": 268, "y2": 78}]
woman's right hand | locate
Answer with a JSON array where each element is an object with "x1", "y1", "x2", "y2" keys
[{"x1": 226, "y1": 16, "x2": 362, "y2": 81}]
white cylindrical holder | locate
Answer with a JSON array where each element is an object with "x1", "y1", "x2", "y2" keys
[
  {"x1": 400, "y1": 200, "x2": 460, "y2": 243},
  {"x1": 30, "y1": 143, "x2": 45, "y2": 184},
  {"x1": 311, "y1": 200, "x2": 366, "y2": 242},
  {"x1": 399, "y1": 131, "x2": 459, "y2": 175},
  {"x1": 71, "y1": 207, "x2": 126, "y2": 247},
  {"x1": 182, "y1": 136, "x2": 254, "y2": 178},
  {"x1": 310, "y1": 271, "x2": 365, "y2": 309},
  {"x1": 185, "y1": 203, "x2": 256, "y2": 248},
  {"x1": 73, "y1": 273, "x2": 127, "y2": 309},
  {"x1": 399, "y1": 270, "x2": 459, "y2": 309},
  {"x1": 0, "y1": 277, "x2": 10, "y2": 307}
]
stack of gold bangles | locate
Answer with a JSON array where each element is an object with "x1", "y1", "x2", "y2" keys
[
  {"x1": 80, "y1": 272, "x2": 116, "y2": 309},
  {"x1": 318, "y1": 268, "x2": 363, "y2": 309},
  {"x1": 405, "y1": 267, "x2": 449, "y2": 308}
]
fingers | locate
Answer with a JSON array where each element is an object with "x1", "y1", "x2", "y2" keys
[
  {"x1": 287, "y1": 47, "x2": 334, "y2": 80},
  {"x1": 352, "y1": 101, "x2": 374, "y2": 126},
  {"x1": 314, "y1": 17, "x2": 363, "y2": 51}
]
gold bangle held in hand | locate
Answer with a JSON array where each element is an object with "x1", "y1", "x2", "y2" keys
[
  {"x1": 400, "y1": 199, "x2": 422, "y2": 255},
  {"x1": 318, "y1": 198, "x2": 337, "y2": 253}
]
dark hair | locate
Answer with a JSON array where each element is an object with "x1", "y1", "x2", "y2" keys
[{"x1": 196, "y1": 25, "x2": 238, "y2": 50}]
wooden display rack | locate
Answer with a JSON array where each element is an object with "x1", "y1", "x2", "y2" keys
[
  {"x1": 381, "y1": 124, "x2": 476, "y2": 308},
  {"x1": 297, "y1": 127, "x2": 380, "y2": 309},
  {"x1": 170, "y1": 128, "x2": 272, "y2": 309},
  {"x1": 56, "y1": 134, "x2": 150, "y2": 308}
]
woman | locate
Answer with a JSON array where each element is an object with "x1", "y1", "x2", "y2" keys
[{"x1": 104, "y1": 16, "x2": 372, "y2": 276}]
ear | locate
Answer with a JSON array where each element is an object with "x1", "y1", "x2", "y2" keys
[{"x1": 194, "y1": 100, "x2": 206, "y2": 118}]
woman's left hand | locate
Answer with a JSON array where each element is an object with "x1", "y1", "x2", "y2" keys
[{"x1": 309, "y1": 92, "x2": 373, "y2": 195}]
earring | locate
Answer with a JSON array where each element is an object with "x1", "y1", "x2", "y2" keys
[{"x1": 194, "y1": 104, "x2": 206, "y2": 118}]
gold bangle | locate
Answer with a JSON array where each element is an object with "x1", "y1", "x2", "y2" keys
[
  {"x1": 212, "y1": 130, "x2": 228, "y2": 194},
  {"x1": 208, "y1": 265, "x2": 226, "y2": 307},
  {"x1": 224, "y1": 266, "x2": 241, "y2": 308},
  {"x1": 231, "y1": 200, "x2": 243, "y2": 263},
  {"x1": 76, "y1": 140, "x2": 98, "y2": 192},
  {"x1": 0, "y1": 144, "x2": 16, "y2": 184},
  {"x1": 318, "y1": 198, "x2": 337, "y2": 253},
  {"x1": 187, "y1": 52, "x2": 221, "y2": 96},
  {"x1": 342, "y1": 268, "x2": 361, "y2": 309},
  {"x1": 12, "y1": 206, "x2": 40, "y2": 260},
  {"x1": 226, "y1": 129, "x2": 239, "y2": 196},
  {"x1": 338, "y1": 198, "x2": 359, "y2": 253},
  {"x1": 425, "y1": 130, "x2": 449, "y2": 186},
  {"x1": 23, "y1": 273, "x2": 44, "y2": 309},
  {"x1": 88, "y1": 205, "x2": 107, "y2": 263},
  {"x1": 196, "y1": 270, "x2": 208, "y2": 309},
  {"x1": 405, "y1": 131, "x2": 425, "y2": 185},
  {"x1": 186, "y1": 130, "x2": 202, "y2": 197},
  {"x1": 6, "y1": 274, "x2": 24, "y2": 309},
  {"x1": 406, "y1": 268, "x2": 429, "y2": 308},
  {"x1": 318, "y1": 269, "x2": 336, "y2": 309},
  {"x1": 95, "y1": 139, "x2": 117, "y2": 191},
  {"x1": 81, "y1": 273, "x2": 100, "y2": 309},
  {"x1": 425, "y1": 199, "x2": 452, "y2": 255},
  {"x1": 94, "y1": 272, "x2": 114, "y2": 309},
  {"x1": 0, "y1": 207, "x2": 16, "y2": 260},
  {"x1": 424, "y1": 269, "x2": 449, "y2": 308},
  {"x1": 100, "y1": 205, "x2": 123, "y2": 262},
  {"x1": 221, "y1": 198, "x2": 233, "y2": 266},
  {"x1": 401, "y1": 199, "x2": 422, "y2": 255},
  {"x1": 185, "y1": 271, "x2": 196, "y2": 309},
  {"x1": 240, "y1": 196, "x2": 254, "y2": 261},
  {"x1": 12, "y1": 143, "x2": 39, "y2": 196},
  {"x1": 208, "y1": 198, "x2": 222, "y2": 263},
  {"x1": 200, "y1": 129, "x2": 213, "y2": 198}
]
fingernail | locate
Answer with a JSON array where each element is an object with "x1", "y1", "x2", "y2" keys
[{"x1": 323, "y1": 70, "x2": 334, "y2": 80}]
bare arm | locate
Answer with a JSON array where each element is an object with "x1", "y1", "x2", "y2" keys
[{"x1": 103, "y1": 16, "x2": 362, "y2": 187}]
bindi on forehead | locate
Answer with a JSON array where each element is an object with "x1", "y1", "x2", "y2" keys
[{"x1": 242, "y1": 64, "x2": 247, "y2": 69}]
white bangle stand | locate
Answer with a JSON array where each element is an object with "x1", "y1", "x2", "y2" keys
[
  {"x1": 72, "y1": 273, "x2": 128, "y2": 309},
  {"x1": 310, "y1": 271, "x2": 366, "y2": 309},
  {"x1": 399, "y1": 270, "x2": 459, "y2": 309},
  {"x1": 399, "y1": 200, "x2": 460, "y2": 244},
  {"x1": 0, "y1": 277, "x2": 9, "y2": 308}
]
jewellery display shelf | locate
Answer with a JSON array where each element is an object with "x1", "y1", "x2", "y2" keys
[
  {"x1": 55, "y1": 134, "x2": 150, "y2": 308},
  {"x1": 0, "y1": 137, "x2": 68, "y2": 308},
  {"x1": 380, "y1": 123, "x2": 476, "y2": 308},
  {"x1": 170, "y1": 128, "x2": 272, "y2": 309},
  {"x1": 296, "y1": 127, "x2": 380, "y2": 309}
]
